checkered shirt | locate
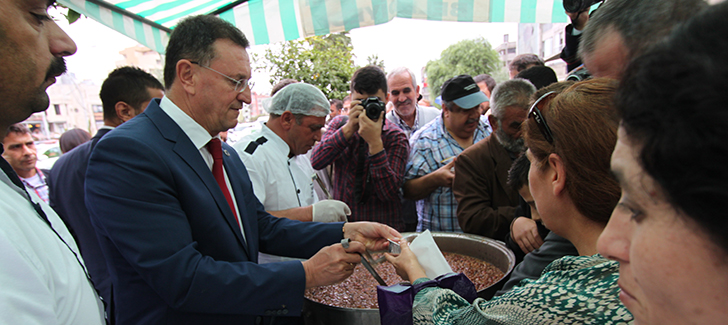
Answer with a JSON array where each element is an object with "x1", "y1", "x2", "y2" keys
[
  {"x1": 311, "y1": 115, "x2": 410, "y2": 231},
  {"x1": 405, "y1": 116, "x2": 490, "y2": 232}
]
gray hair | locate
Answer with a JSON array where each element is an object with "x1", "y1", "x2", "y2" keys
[
  {"x1": 490, "y1": 79, "x2": 536, "y2": 119},
  {"x1": 387, "y1": 67, "x2": 417, "y2": 88},
  {"x1": 441, "y1": 100, "x2": 457, "y2": 112},
  {"x1": 579, "y1": 0, "x2": 707, "y2": 59}
]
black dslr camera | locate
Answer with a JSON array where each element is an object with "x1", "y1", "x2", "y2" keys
[
  {"x1": 563, "y1": 0, "x2": 601, "y2": 13},
  {"x1": 566, "y1": 67, "x2": 592, "y2": 81},
  {"x1": 360, "y1": 97, "x2": 386, "y2": 121}
]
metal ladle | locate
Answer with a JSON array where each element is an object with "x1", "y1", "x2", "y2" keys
[{"x1": 341, "y1": 238, "x2": 387, "y2": 286}]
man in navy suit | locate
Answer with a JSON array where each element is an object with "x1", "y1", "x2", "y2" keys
[
  {"x1": 85, "y1": 15, "x2": 399, "y2": 324},
  {"x1": 47, "y1": 66, "x2": 165, "y2": 310}
]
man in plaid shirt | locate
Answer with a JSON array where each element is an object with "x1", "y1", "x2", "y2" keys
[
  {"x1": 403, "y1": 75, "x2": 490, "y2": 232},
  {"x1": 311, "y1": 66, "x2": 409, "y2": 231}
]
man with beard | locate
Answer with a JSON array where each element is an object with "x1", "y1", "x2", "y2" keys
[
  {"x1": 453, "y1": 79, "x2": 536, "y2": 240},
  {"x1": 0, "y1": 0, "x2": 105, "y2": 323},
  {"x1": 403, "y1": 75, "x2": 489, "y2": 232}
]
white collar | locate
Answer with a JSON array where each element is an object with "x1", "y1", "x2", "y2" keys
[
  {"x1": 259, "y1": 124, "x2": 293, "y2": 159},
  {"x1": 159, "y1": 96, "x2": 215, "y2": 149}
]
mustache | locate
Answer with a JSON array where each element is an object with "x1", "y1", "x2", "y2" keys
[
  {"x1": 466, "y1": 118, "x2": 478, "y2": 124},
  {"x1": 45, "y1": 57, "x2": 67, "y2": 80},
  {"x1": 396, "y1": 98, "x2": 412, "y2": 105}
]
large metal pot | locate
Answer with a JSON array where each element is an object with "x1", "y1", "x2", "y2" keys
[{"x1": 302, "y1": 232, "x2": 516, "y2": 325}]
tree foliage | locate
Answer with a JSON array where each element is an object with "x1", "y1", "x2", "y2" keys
[
  {"x1": 366, "y1": 54, "x2": 386, "y2": 71},
  {"x1": 425, "y1": 37, "x2": 500, "y2": 102},
  {"x1": 257, "y1": 33, "x2": 356, "y2": 100}
]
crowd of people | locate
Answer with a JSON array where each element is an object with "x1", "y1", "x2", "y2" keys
[{"x1": 1, "y1": 0, "x2": 727, "y2": 324}]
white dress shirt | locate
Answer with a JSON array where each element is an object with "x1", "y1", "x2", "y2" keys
[
  {"x1": 0, "y1": 167, "x2": 104, "y2": 324},
  {"x1": 159, "y1": 96, "x2": 246, "y2": 243}
]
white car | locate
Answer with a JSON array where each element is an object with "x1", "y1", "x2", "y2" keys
[
  {"x1": 226, "y1": 116, "x2": 268, "y2": 145},
  {"x1": 35, "y1": 140, "x2": 61, "y2": 170}
]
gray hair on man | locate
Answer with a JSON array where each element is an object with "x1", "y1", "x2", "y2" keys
[
  {"x1": 490, "y1": 78, "x2": 537, "y2": 120},
  {"x1": 387, "y1": 67, "x2": 417, "y2": 88},
  {"x1": 579, "y1": 0, "x2": 707, "y2": 59}
]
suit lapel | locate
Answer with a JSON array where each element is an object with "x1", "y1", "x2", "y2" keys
[
  {"x1": 145, "y1": 100, "x2": 250, "y2": 257},
  {"x1": 221, "y1": 148, "x2": 258, "y2": 260}
]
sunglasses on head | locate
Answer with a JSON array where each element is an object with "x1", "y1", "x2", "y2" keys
[{"x1": 528, "y1": 91, "x2": 557, "y2": 144}]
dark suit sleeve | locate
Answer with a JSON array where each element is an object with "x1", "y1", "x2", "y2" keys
[
  {"x1": 560, "y1": 24, "x2": 583, "y2": 72},
  {"x1": 86, "y1": 134, "x2": 339, "y2": 317},
  {"x1": 453, "y1": 145, "x2": 516, "y2": 240}
]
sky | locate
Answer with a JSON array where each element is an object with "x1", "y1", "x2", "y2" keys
[{"x1": 55, "y1": 10, "x2": 517, "y2": 93}]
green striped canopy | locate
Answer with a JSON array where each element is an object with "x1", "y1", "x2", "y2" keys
[{"x1": 58, "y1": 0, "x2": 568, "y2": 53}]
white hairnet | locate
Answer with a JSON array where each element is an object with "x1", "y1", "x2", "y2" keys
[{"x1": 267, "y1": 82, "x2": 330, "y2": 117}]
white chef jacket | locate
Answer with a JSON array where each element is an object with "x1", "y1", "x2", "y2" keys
[{"x1": 234, "y1": 124, "x2": 317, "y2": 211}]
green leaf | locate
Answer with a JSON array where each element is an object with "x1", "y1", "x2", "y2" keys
[{"x1": 66, "y1": 9, "x2": 81, "y2": 24}]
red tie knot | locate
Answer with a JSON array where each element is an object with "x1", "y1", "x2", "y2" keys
[{"x1": 207, "y1": 138, "x2": 222, "y2": 159}]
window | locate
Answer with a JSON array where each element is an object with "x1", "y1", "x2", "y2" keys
[
  {"x1": 92, "y1": 105, "x2": 103, "y2": 113},
  {"x1": 543, "y1": 38, "x2": 554, "y2": 58},
  {"x1": 507, "y1": 47, "x2": 516, "y2": 54},
  {"x1": 54, "y1": 104, "x2": 61, "y2": 115}
]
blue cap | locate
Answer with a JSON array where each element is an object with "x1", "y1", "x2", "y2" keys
[{"x1": 441, "y1": 75, "x2": 488, "y2": 109}]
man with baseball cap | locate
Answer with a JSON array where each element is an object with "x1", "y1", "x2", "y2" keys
[{"x1": 403, "y1": 75, "x2": 490, "y2": 232}]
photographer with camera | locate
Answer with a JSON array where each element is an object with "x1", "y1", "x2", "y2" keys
[
  {"x1": 403, "y1": 75, "x2": 490, "y2": 232},
  {"x1": 311, "y1": 66, "x2": 409, "y2": 231},
  {"x1": 559, "y1": 0, "x2": 600, "y2": 73}
]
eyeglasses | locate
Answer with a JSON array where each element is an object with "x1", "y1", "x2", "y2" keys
[
  {"x1": 190, "y1": 61, "x2": 252, "y2": 93},
  {"x1": 528, "y1": 91, "x2": 557, "y2": 144}
]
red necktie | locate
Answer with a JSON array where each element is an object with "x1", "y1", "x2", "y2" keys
[{"x1": 206, "y1": 138, "x2": 240, "y2": 226}]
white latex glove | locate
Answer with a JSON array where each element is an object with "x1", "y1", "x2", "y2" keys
[{"x1": 312, "y1": 200, "x2": 351, "y2": 222}]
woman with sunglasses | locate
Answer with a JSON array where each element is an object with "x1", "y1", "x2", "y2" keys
[
  {"x1": 597, "y1": 2, "x2": 728, "y2": 323},
  {"x1": 386, "y1": 78, "x2": 633, "y2": 324}
]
